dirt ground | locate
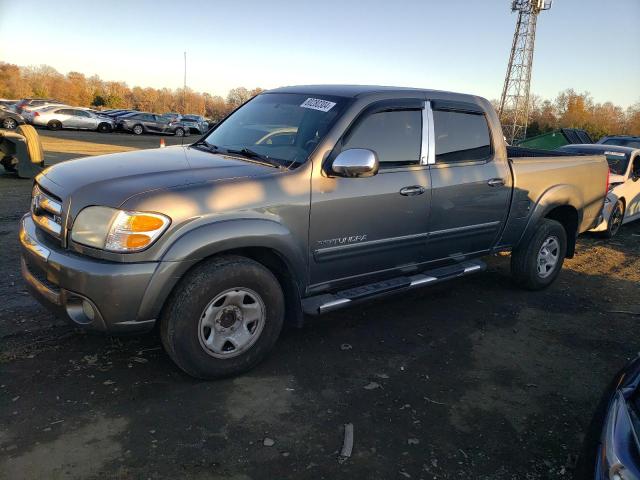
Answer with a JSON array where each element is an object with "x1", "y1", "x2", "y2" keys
[{"x1": 1, "y1": 132, "x2": 639, "y2": 479}]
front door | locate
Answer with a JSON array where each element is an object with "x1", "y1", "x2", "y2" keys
[
  {"x1": 73, "y1": 110, "x2": 96, "y2": 129},
  {"x1": 624, "y1": 154, "x2": 640, "y2": 221},
  {"x1": 309, "y1": 100, "x2": 431, "y2": 291},
  {"x1": 426, "y1": 101, "x2": 512, "y2": 262}
]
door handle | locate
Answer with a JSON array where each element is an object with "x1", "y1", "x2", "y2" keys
[
  {"x1": 487, "y1": 178, "x2": 505, "y2": 187},
  {"x1": 399, "y1": 186, "x2": 426, "y2": 196}
]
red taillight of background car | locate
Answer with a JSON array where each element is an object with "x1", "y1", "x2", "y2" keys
[
  {"x1": 605, "y1": 168, "x2": 610, "y2": 193},
  {"x1": 33, "y1": 112, "x2": 40, "y2": 117}
]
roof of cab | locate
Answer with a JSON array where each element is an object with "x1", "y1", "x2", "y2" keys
[{"x1": 266, "y1": 84, "x2": 466, "y2": 99}]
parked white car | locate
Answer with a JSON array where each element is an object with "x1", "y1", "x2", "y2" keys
[
  {"x1": 558, "y1": 144, "x2": 640, "y2": 237},
  {"x1": 31, "y1": 106, "x2": 115, "y2": 132}
]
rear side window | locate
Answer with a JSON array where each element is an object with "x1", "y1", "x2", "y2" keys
[
  {"x1": 343, "y1": 110, "x2": 422, "y2": 165},
  {"x1": 434, "y1": 110, "x2": 491, "y2": 163}
]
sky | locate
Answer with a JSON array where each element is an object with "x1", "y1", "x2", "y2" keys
[{"x1": 0, "y1": 0, "x2": 638, "y2": 107}]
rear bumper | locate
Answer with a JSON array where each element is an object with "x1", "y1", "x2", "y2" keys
[{"x1": 19, "y1": 214, "x2": 159, "y2": 333}]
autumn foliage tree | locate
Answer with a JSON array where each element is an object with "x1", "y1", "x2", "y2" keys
[
  {"x1": 0, "y1": 62, "x2": 262, "y2": 122},
  {"x1": 525, "y1": 89, "x2": 639, "y2": 139}
]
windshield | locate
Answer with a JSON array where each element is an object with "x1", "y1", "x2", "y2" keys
[
  {"x1": 603, "y1": 151, "x2": 631, "y2": 175},
  {"x1": 560, "y1": 147, "x2": 630, "y2": 175},
  {"x1": 201, "y1": 93, "x2": 347, "y2": 166},
  {"x1": 603, "y1": 138, "x2": 640, "y2": 148}
]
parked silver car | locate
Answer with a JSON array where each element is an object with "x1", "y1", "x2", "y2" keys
[
  {"x1": 31, "y1": 107, "x2": 115, "y2": 132},
  {"x1": 180, "y1": 114, "x2": 209, "y2": 134}
]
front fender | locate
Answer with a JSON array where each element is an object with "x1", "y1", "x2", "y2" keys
[{"x1": 135, "y1": 218, "x2": 308, "y2": 322}]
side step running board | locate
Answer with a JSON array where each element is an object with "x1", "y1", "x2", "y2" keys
[{"x1": 302, "y1": 260, "x2": 485, "y2": 315}]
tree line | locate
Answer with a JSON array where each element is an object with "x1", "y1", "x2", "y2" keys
[
  {"x1": 519, "y1": 90, "x2": 640, "y2": 140},
  {"x1": 1, "y1": 62, "x2": 638, "y2": 138}
]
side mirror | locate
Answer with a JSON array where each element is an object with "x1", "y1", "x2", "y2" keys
[{"x1": 331, "y1": 149, "x2": 379, "y2": 178}]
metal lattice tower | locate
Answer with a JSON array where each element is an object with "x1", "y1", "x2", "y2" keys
[{"x1": 499, "y1": 0, "x2": 552, "y2": 144}]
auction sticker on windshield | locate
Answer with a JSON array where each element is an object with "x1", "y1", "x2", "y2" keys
[{"x1": 300, "y1": 98, "x2": 336, "y2": 112}]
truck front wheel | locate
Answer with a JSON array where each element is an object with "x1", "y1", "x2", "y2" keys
[
  {"x1": 510, "y1": 218, "x2": 567, "y2": 290},
  {"x1": 160, "y1": 255, "x2": 285, "y2": 379}
]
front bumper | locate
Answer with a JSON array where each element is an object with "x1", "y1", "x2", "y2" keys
[
  {"x1": 589, "y1": 196, "x2": 615, "y2": 233},
  {"x1": 19, "y1": 214, "x2": 159, "y2": 333}
]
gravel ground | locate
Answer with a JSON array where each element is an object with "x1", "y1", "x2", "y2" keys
[{"x1": 0, "y1": 131, "x2": 639, "y2": 479}]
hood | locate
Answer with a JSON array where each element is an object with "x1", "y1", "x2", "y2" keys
[
  {"x1": 39, "y1": 145, "x2": 280, "y2": 214},
  {"x1": 609, "y1": 173, "x2": 625, "y2": 185}
]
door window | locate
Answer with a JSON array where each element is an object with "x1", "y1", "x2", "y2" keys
[
  {"x1": 73, "y1": 110, "x2": 91, "y2": 117},
  {"x1": 433, "y1": 110, "x2": 491, "y2": 163},
  {"x1": 343, "y1": 110, "x2": 422, "y2": 166}
]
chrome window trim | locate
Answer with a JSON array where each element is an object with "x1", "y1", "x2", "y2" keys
[{"x1": 421, "y1": 101, "x2": 435, "y2": 165}]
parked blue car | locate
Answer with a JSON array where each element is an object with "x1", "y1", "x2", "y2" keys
[{"x1": 576, "y1": 355, "x2": 640, "y2": 479}]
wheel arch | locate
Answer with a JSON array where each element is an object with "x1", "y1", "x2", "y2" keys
[
  {"x1": 543, "y1": 205, "x2": 579, "y2": 257},
  {"x1": 515, "y1": 184, "x2": 583, "y2": 258},
  {"x1": 138, "y1": 219, "x2": 307, "y2": 327}
]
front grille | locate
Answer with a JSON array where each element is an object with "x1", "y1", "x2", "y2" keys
[{"x1": 31, "y1": 183, "x2": 64, "y2": 241}]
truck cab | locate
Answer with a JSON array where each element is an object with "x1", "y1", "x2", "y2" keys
[{"x1": 19, "y1": 85, "x2": 608, "y2": 378}]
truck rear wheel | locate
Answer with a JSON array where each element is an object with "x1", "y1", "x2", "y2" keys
[
  {"x1": 511, "y1": 218, "x2": 567, "y2": 290},
  {"x1": 160, "y1": 255, "x2": 285, "y2": 379}
]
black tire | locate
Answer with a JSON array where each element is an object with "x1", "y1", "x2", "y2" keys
[
  {"x1": 97, "y1": 122, "x2": 112, "y2": 133},
  {"x1": 601, "y1": 200, "x2": 624, "y2": 238},
  {"x1": 174, "y1": 127, "x2": 185, "y2": 137},
  {"x1": 2, "y1": 117, "x2": 18, "y2": 129},
  {"x1": 47, "y1": 120, "x2": 62, "y2": 131},
  {"x1": 511, "y1": 218, "x2": 567, "y2": 290},
  {"x1": 132, "y1": 124, "x2": 144, "y2": 135},
  {"x1": 160, "y1": 255, "x2": 285, "y2": 379}
]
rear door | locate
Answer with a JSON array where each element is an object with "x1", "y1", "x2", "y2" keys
[
  {"x1": 426, "y1": 101, "x2": 512, "y2": 262},
  {"x1": 308, "y1": 99, "x2": 431, "y2": 290}
]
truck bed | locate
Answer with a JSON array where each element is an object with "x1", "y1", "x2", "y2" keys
[
  {"x1": 506, "y1": 145, "x2": 578, "y2": 158},
  {"x1": 504, "y1": 148, "x2": 608, "y2": 242}
]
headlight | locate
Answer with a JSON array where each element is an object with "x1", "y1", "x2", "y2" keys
[{"x1": 71, "y1": 206, "x2": 170, "y2": 252}]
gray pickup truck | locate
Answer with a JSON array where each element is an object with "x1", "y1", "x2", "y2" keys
[{"x1": 19, "y1": 85, "x2": 608, "y2": 378}]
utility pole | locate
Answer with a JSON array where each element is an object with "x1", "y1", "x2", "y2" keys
[
  {"x1": 183, "y1": 51, "x2": 187, "y2": 114},
  {"x1": 499, "y1": 0, "x2": 552, "y2": 144}
]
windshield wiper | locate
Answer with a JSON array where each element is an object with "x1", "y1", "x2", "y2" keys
[
  {"x1": 225, "y1": 148, "x2": 284, "y2": 169},
  {"x1": 191, "y1": 140, "x2": 219, "y2": 151}
]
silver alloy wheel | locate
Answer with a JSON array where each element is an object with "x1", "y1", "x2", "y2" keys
[
  {"x1": 197, "y1": 287, "x2": 266, "y2": 359},
  {"x1": 133, "y1": 125, "x2": 143, "y2": 135},
  {"x1": 3, "y1": 118, "x2": 16, "y2": 129},
  {"x1": 537, "y1": 236, "x2": 560, "y2": 278},
  {"x1": 175, "y1": 128, "x2": 184, "y2": 137}
]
